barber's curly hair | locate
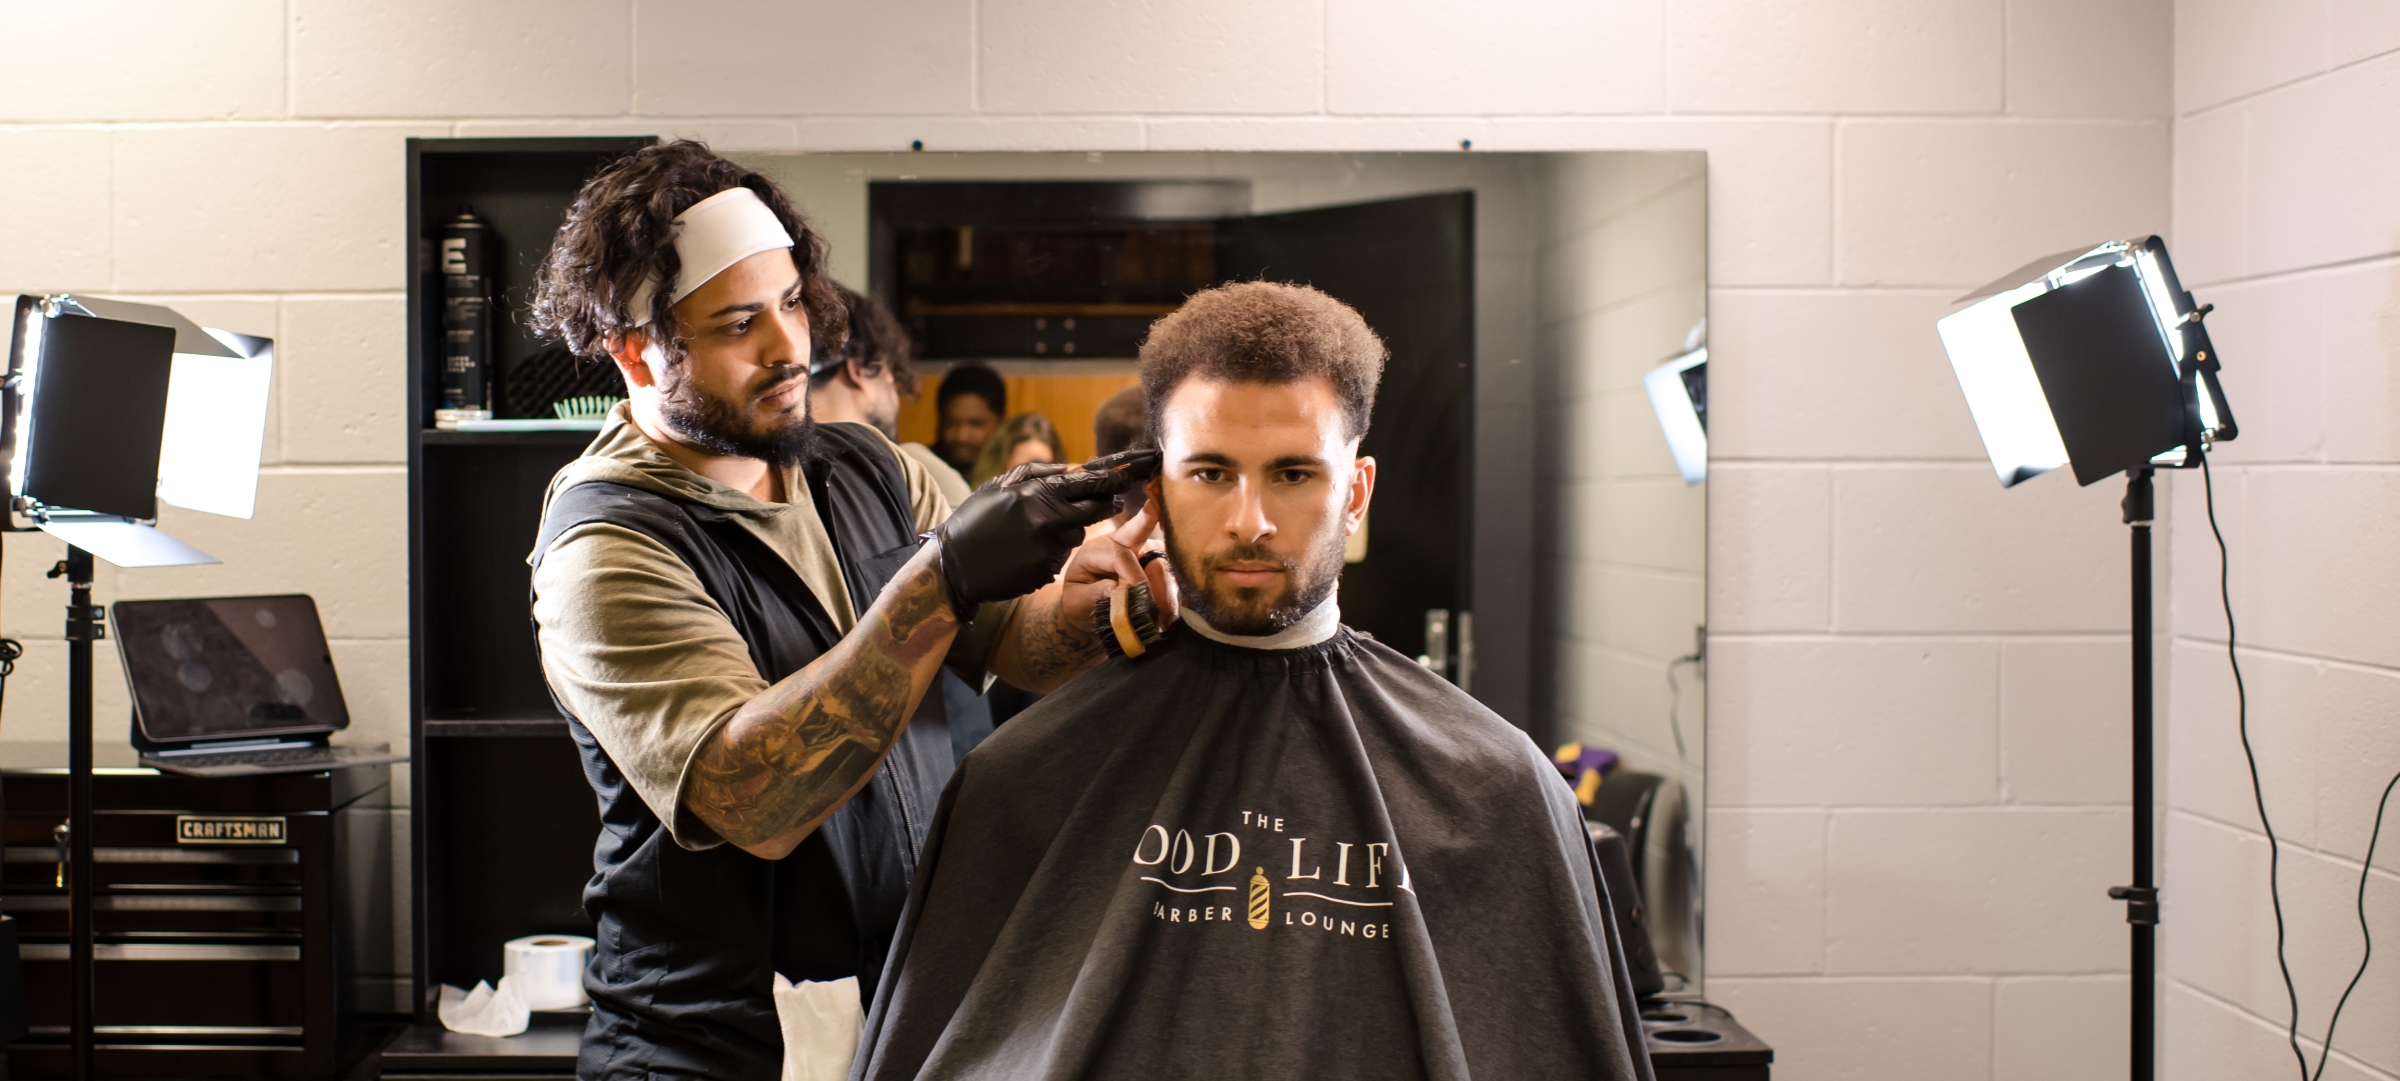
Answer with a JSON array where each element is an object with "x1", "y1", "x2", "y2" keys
[
  {"x1": 809, "y1": 285, "x2": 919, "y2": 397},
  {"x1": 1139, "y1": 281, "x2": 1387, "y2": 444},
  {"x1": 528, "y1": 140, "x2": 845, "y2": 366}
]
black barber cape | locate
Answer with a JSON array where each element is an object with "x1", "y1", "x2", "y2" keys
[{"x1": 853, "y1": 624, "x2": 1656, "y2": 1081}]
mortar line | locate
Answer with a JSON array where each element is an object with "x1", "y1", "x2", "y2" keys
[{"x1": 2178, "y1": 43, "x2": 2400, "y2": 122}]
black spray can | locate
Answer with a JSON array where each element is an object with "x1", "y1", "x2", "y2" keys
[{"x1": 436, "y1": 210, "x2": 495, "y2": 427}]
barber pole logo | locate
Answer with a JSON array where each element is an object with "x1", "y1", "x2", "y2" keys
[{"x1": 1247, "y1": 867, "x2": 1270, "y2": 929}]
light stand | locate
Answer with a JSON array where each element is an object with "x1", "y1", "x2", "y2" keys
[
  {"x1": 2112, "y1": 469, "x2": 2159, "y2": 1081},
  {"x1": 2, "y1": 295, "x2": 272, "y2": 1081},
  {"x1": 56, "y1": 546, "x2": 97, "y2": 1080},
  {"x1": 1933, "y1": 237, "x2": 2232, "y2": 1081}
]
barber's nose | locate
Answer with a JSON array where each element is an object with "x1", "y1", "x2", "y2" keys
[
  {"x1": 1228, "y1": 479, "x2": 1273, "y2": 545},
  {"x1": 761, "y1": 312, "x2": 807, "y2": 365}
]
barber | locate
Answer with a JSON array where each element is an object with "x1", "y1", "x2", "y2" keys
[{"x1": 524, "y1": 142, "x2": 1147, "y2": 1081}]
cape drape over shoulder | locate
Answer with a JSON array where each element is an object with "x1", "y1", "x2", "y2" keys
[{"x1": 853, "y1": 625, "x2": 1656, "y2": 1081}]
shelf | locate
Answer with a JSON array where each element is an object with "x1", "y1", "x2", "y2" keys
[
  {"x1": 378, "y1": 1014, "x2": 585, "y2": 1074},
  {"x1": 420, "y1": 428, "x2": 599, "y2": 447},
  {"x1": 422, "y1": 718, "x2": 571, "y2": 738}
]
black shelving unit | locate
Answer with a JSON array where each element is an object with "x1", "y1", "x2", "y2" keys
[{"x1": 400, "y1": 136, "x2": 654, "y2": 1078}]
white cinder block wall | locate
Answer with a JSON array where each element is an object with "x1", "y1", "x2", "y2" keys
[
  {"x1": 0, "y1": 1, "x2": 2282, "y2": 1075},
  {"x1": 2163, "y1": 5, "x2": 2400, "y2": 1079}
]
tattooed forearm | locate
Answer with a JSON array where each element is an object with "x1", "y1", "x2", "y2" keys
[
  {"x1": 686, "y1": 546, "x2": 961, "y2": 858},
  {"x1": 991, "y1": 583, "x2": 1104, "y2": 695}
]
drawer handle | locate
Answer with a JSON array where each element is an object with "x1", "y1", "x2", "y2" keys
[
  {"x1": 0, "y1": 895, "x2": 303, "y2": 912},
  {"x1": 29, "y1": 1024, "x2": 304, "y2": 1038},
  {"x1": 4, "y1": 846, "x2": 297, "y2": 865},
  {"x1": 20, "y1": 943, "x2": 300, "y2": 962}
]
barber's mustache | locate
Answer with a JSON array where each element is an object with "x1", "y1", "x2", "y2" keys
[{"x1": 747, "y1": 366, "x2": 806, "y2": 405}]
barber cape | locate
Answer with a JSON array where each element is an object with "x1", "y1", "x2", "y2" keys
[{"x1": 852, "y1": 620, "x2": 1656, "y2": 1081}]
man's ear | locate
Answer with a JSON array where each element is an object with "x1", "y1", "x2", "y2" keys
[
  {"x1": 1346, "y1": 454, "x2": 1376, "y2": 535},
  {"x1": 608, "y1": 331, "x2": 658, "y2": 390}
]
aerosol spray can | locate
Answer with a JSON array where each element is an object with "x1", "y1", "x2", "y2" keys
[{"x1": 434, "y1": 209, "x2": 495, "y2": 428}]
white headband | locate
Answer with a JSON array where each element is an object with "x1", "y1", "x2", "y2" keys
[{"x1": 628, "y1": 187, "x2": 795, "y2": 327}]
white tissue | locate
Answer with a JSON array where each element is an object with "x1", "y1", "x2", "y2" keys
[
  {"x1": 772, "y1": 973, "x2": 864, "y2": 1081},
  {"x1": 438, "y1": 978, "x2": 531, "y2": 1037}
]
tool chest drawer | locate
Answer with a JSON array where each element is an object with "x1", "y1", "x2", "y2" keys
[{"x1": 2, "y1": 755, "x2": 390, "y2": 1078}]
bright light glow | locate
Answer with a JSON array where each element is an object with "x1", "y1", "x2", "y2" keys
[
  {"x1": 2132, "y1": 250, "x2": 2185, "y2": 363},
  {"x1": 155, "y1": 332, "x2": 272, "y2": 519},
  {"x1": 1643, "y1": 348, "x2": 1708, "y2": 486},
  {"x1": 1936, "y1": 281, "x2": 2071, "y2": 487},
  {"x1": 2129, "y1": 248, "x2": 2223, "y2": 435},
  {"x1": 9, "y1": 308, "x2": 43, "y2": 500},
  {"x1": 2053, "y1": 263, "x2": 2112, "y2": 289}
]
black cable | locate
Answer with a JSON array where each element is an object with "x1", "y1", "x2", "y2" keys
[
  {"x1": 2202, "y1": 455, "x2": 2307, "y2": 1079},
  {"x1": 1665, "y1": 653, "x2": 1699, "y2": 761},
  {"x1": 0, "y1": 536, "x2": 16, "y2": 716},
  {"x1": 2314, "y1": 769, "x2": 2399, "y2": 1080},
  {"x1": 0, "y1": 635, "x2": 18, "y2": 714}
]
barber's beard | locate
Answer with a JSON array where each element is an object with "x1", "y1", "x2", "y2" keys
[
  {"x1": 1157, "y1": 497, "x2": 1347, "y2": 637},
  {"x1": 865, "y1": 391, "x2": 901, "y2": 441},
  {"x1": 655, "y1": 362, "x2": 819, "y2": 468}
]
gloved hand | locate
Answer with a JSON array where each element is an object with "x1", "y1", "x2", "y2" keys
[{"x1": 933, "y1": 461, "x2": 1143, "y2": 609}]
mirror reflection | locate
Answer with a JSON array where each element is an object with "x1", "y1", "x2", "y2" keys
[{"x1": 745, "y1": 150, "x2": 1708, "y2": 993}]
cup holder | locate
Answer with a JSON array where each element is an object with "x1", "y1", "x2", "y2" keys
[
  {"x1": 1651, "y1": 1028, "x2": 1724, "y2": 1045},
  {"x1": 1640, "y1": 1011, "x2": 1690, "y2": 1024}
]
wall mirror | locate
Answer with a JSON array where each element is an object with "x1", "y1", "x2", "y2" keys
[{"x1": 743, "y1": 150, "x2": 1709, "y2": 993}]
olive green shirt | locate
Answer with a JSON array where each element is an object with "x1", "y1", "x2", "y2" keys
[{"x1": 529, "y1": 406, "x2": 1010, "y2": 850}]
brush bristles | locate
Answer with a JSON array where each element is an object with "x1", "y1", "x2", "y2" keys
[
  {"x1": 1094, "y1": 581, "x2": 1164, "y2": 658},
  {"x1": 552, "y1": 394, "x2": 626, "y2": 421}
]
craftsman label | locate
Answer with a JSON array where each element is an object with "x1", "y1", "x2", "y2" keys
[{"x1": 176, "y1": 815, "x2": 287, "y2": 845}]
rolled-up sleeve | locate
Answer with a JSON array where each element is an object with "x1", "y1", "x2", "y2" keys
[{"x1": 533, "y1": 521, "x2": 760, "y2": 850}]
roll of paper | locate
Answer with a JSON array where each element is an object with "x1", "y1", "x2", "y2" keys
[{"x1": 503, "y1": 934, "x2": 595, "y2": 1011}]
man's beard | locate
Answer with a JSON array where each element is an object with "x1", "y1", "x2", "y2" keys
[
  {"x1": 655, "y1": 361, "x2": 819, "y2": 468},
  {"x1": 1157, "y1": 495, "x2": 1347, "y2": 637},
  {"x1": 865, "y1": 394, "x2": 900, "y2": 441}
]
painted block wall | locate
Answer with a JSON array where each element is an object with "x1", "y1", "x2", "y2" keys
[
  {"x1": 2164, "y1": 5, "x2": 2400, "y2": 1078},
  {"x1": 0, "y1": 0, "x2": 2177, "y2": 1073}
]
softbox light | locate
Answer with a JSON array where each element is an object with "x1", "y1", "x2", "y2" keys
[
  {"x1": 1934, "y1": 237, "x2": 2238, "y2": 1081},
  {"x1": 4, "y1": 294, "x2": 276, "y2": 566},
  {"x1": 1644, "y1": 346, "x2": 1707, "y2": 486},
  {"x1": 1934, "y1": 236, "x2": 2233, "y2": 487}
]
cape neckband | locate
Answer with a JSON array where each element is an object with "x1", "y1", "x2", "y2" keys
[{"x1": 1181, "y1": 594, "x2": 1341, "y2": 650}]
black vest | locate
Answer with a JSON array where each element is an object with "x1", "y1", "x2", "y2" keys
[{"x1": 531, "y1": 423, "x2": 954, "y2": 1081}]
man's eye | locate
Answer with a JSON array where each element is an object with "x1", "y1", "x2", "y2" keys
[
  {"x1": 727, "y1": 318, "x2": 752, "y2": 335},
  {"x1": 1276, "y1": 470, "x2": 1312, "y2": 484},
  {"x1": 1192, "y1": 468, "x2": 1225, "y2": 483}
]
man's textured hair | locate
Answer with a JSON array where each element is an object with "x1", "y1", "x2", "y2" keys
[
  {"x1": 811, "y1": 286, "x2": 919, "y2": 397},
  {"x1": 937, "y1": 363, "x2": 1007, "y2": 417},
  {"x1": 529, "y1": 140, "x2": 845, "y2": 366},
  {"x1": 1139, "y1": 281, "x2": 1387, "y2": 444},
  {"x1": 1092, "y1": 384, "x2": 1148, "y2": 457}
]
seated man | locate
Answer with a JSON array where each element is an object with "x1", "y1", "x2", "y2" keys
[{"x1": 853, "y1": 282, "x2": 1655, "y2": 1081}]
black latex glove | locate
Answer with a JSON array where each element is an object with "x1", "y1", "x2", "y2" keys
[{"x1": 933, "y1": 460, "x2": 1144, "y2": 609}]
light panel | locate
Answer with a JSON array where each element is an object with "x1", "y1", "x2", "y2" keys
[
  {"x1": 1934, "y1": 238, "x2": 2223, "y2": 488},
  {"x1": 1643, "y1": 347, "x2": 1708, "y2": 487},
  {"x1": 4, "y1": 295, "x2": 273, "y2": 566}
]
